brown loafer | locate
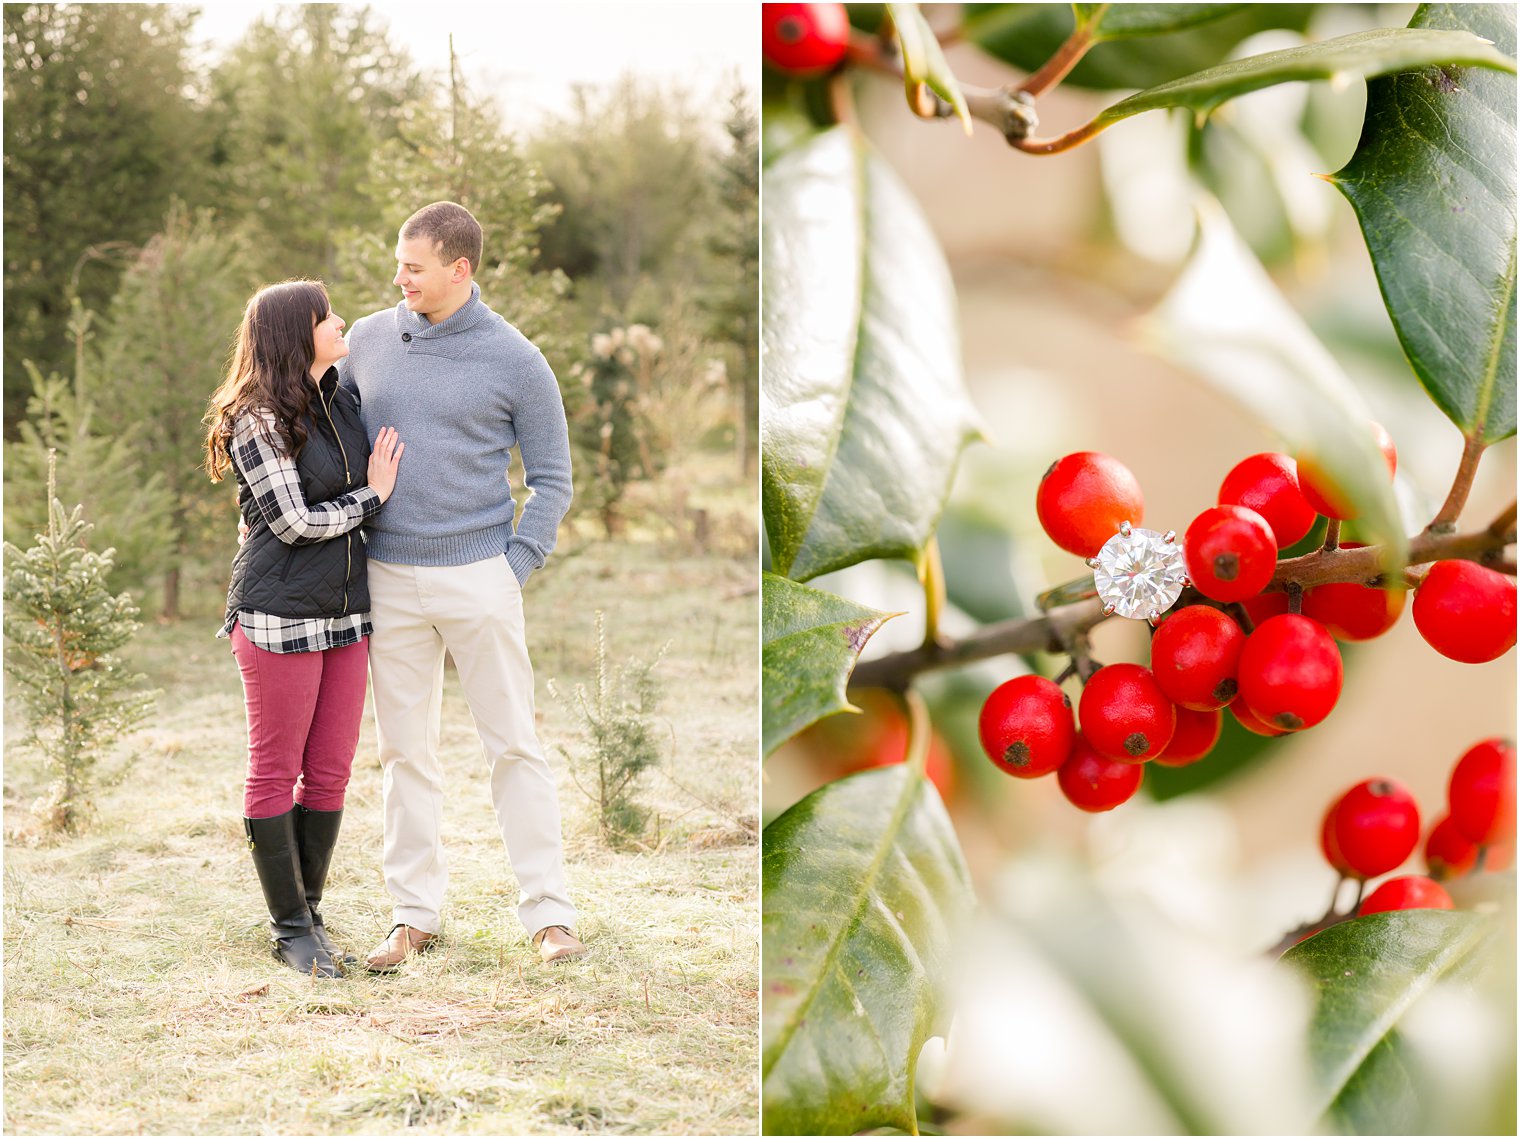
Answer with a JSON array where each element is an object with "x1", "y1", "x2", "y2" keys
[
  {"x1": 364, "y1": 923, "x2": 436, "y2": 972},
  {"x1": 533, "y1": 925, "x2": 587, "y2": 964}
]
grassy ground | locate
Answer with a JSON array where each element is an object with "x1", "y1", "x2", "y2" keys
[{"x1": 3, "y1": 528, "x2": 759, "y2": 1135}]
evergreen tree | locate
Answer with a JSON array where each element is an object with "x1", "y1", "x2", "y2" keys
[
  {"x1": 702, "y1": 83, "x2": 759, "y2": 476},
  {"x1": 92, "y1": 203, "x2": 258, "y2": 620},
  {"x1": 531, "y1": 75, "x2": 715, "y2": 318},
  {"x1": 332, "y1": 37, "x2": 573, "y2": 365},
  {"x1": 4, "y1": 456, "x2": 155, "y2": 836},
  {"x1": 3, "y1": 3, "x2": 210, "y2": 429},
  {"x1": 3, "y1": 300, "x2": 177, "y2": 597},
  {"x1": 206, "y1": 5, "x2": 426, "y2": 282}
]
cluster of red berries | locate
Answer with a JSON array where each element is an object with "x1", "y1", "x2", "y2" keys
[
  {"x1": 761, "y1": 3, "x2": 850, "y2": 76},
  {"x1": 978, "y1": 438, "x2": 1516, "y2": 812},
  {"x1": 1317, "y1": 738, "x2": 1515, "y2": 919}
]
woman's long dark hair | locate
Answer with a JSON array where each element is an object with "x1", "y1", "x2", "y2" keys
[{"x1": 204, "y1": 279, "x2": 331, "y2": 482}]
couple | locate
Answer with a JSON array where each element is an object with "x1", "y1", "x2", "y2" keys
[{"x1": 203, "y1": 202, "x2": 585, "y2": 978}]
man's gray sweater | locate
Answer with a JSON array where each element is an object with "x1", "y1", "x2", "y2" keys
[{"x1": 338, "y1": 283, "x2": 573, "y2": 584}]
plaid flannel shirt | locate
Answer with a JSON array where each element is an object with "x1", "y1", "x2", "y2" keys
[{"x1": 218, "y1": 409, "x2": 381, "y2": 654}]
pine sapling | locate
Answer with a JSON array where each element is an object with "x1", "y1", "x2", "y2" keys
[
  {"x1": 551, "y1": 610, "x2": 670, "y2": 847},
  {"x1": 3, "y1": 454, "x2": 155, "y2": 834}
]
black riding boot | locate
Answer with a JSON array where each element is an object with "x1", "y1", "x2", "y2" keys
[
  {"x1": 244, "y1": 809, "x2": 340, "y2": 977},
  {"x1": 294, "y1": 804, "x2": 358, "y2": 967}
]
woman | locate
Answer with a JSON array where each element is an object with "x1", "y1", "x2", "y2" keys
[{"x1": 204, "y1": 279, "x2": 403, "y2": 978}]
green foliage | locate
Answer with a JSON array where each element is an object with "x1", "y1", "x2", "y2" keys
[
  {"x1": 761, "y1": 763, "x2": 973, "y2": 1135},
  {"x1": 760, "y1": 124, "x2": 981, "y2": 582},
  {"x1": 964, "y1": 4, "x2": 1318, "y2": 90},
  {"x1": 4, "y1": 346, "x2": 176, "y2": 599},
  {"x1": 3, "y1": 460, "x2": 155, "y2": 835},
  {"x1": 330, "y1": 44, "x2": 575, "y2": 365},
  {"x1": 205, "y1": 5, "x2": 426, "y2": 283},
  {"x1": 2, "y1": 3, "x2": 209, "y2": 427},
  {"x1": 889, "y1": 3, "x2": 971, "y2": 131},
  {"x1": 552, "y1": 611, "x2": 668, "y2": 848},
  {"x1": 1282, "y1": 909, "x2": 1508, "y2": 1133},
  {"x1": 1144, "y1": 202, "x2": 1407, "y2": 563},
  {"x1": 761, "y1": 574, "x2": 896, "y2": 757},
  {"x1": 562, "y1": 324, "x2": 665, "y2": 536},
  {"x1": 701, "y1": 85, "x2": 761, "y2": 476},
  {"x1": 92, "y1": 202, "x2": 259, "y2": 619},
  {"x1": 532, "y1": 77, "x2": 717, "y2": 317},
  {"x1": 1330, "y1": 4, "x2": 1517, "y2": 444},
  {"x1": 1092, "y1": 25, "x2": 1515, "y2": 134}
]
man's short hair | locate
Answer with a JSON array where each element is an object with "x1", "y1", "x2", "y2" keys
[{"x1": 400, "y1": 202, "x2": 483, "y2": 275}]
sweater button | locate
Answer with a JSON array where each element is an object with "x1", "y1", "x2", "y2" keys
[{"x1": 401, "y1": 332, "x2": 412, "y2": 342}]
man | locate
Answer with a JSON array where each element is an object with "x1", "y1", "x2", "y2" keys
[{"x1": 337, "y1": 201, "x2": 585, "y2": 968}]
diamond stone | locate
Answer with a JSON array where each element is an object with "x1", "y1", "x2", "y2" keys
[{"x1": 1092, "y1": 526, "x2": 1187, "y2": 619}]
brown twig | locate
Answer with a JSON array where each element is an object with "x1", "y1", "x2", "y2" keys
[
  {"x1": 849, "y1": 523, "x2": 1513, "y2": 694},
  {"x1": 1008, "y1": 119, "x2": 1108, "y2": 155},
  {"x1": 1322, "y1": 519, "x2": 1341, "y2": 552},
  {"x1": 850, "y1": 597, "x2": 1107, "y2": 692},
  {"x1": 1427, "y1": 433, "x2": 1489, "y2": 534},
  {"x1": 1017, "y1": 25, "x2": 1096, "y2": 97},
  {"x1": 1489, "y1": 499, "x2": 1517, "y2": 541}
]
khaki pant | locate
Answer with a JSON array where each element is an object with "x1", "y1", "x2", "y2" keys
[{"x1": 367, "y1": 556, "x2": 577, "y2": 938}]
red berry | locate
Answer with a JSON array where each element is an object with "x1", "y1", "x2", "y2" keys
[
  {"x1": 1296, "y1": 420, "x2": 1397, "y2": 520},
  {"x1": 1424, "y1": 814, "x2": 1479, "y2": 880},
  {"x1": 1229, "y1": 695, "x2": 1287, "y2": 737},
  {"x1": 1300, "y1": 545, "x2": 1404, "y2": 641},
  {"x1": 1149, "y1": 604, "x2": 1246, "y2": 711},
  {"x1": 1218, "y1": 453, "x2": 1316, "y2": 548},
  {"x1": 761, "y1": 3, "x2": 850, "y2": 74},
  {"x1": 978, "y1": 675, "x2": 1075, "y2": 778},
  {"x1": 1328, "y1": 778, "x2": 1421, "y2": 879},
  {"x1": 1078, "y1": 663, "x2": 1175, "y2": 761},
  {"x1": 1237, "y1": 614, "x2": 1342, "y2": 731},
  {"x1": 1036, "y1": 451, "x2": 1145, "y2": 558},
  {"x1": 1184, "y1": 505, "x2": 1277, "y2": 602},
  {"x1": 1239, "y1": 590, "x2": 1291, "y2": 626},
  {"x1": 1057, "y1": 734, "x2": 1145, "y2": 812},
  {"x1": 1155, "y1": 707, "x2": 1221, "y2": 767},
  {"x1": 1447, "y1": 737, "x2": 1517, "y2": 848},
  {"x1": 805, "y1": 688, "x2": 957, "y2": 801},
  {"x1": 1321, "y1": 810, "x2": 1351, "y2": 875},
  {"x1": 1359, "y1": 875, "x2": 1453, "y2": 915},
  {"x1": 1412, "y1": 560, "x2": 1517, "y2": 664}
]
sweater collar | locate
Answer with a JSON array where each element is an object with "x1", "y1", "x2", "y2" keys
[{"x1": 396, "y1": 282, "x2": 487, "y2": 338}]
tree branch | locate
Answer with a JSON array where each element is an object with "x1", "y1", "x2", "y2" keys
[
  {"x1": 848, "y1": 523, "x2": 1513, "y2": 694},
  {"x1": 1017, "y1": 25, "x2": 1096, "y2": 97},
  {"x1": 1489, "y1": 499, "x2": 1517, "y2": 541},
  {"x1": 1426, "y1": 433, "x2": 1488, "y2": 534}
]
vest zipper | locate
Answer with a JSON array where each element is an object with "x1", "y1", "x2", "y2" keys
[{"x1": 319, "y1": 388, "x2": 353, "y2": 613}]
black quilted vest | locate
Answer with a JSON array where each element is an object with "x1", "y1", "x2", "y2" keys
[{"x1": 224, "y1": 370, "x2": 372, "y2": 622}]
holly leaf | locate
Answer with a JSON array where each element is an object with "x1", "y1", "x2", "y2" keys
[
  {"x1": 761, "y1": 764, "x2": 974, "y2": 1135},
  {"x1": 1075, "y1": 3, "x2": 1250, "y2": 41},
  {"x1": 888, "y1": 3, "x2": 971, "y2": 133},
  {"x1": 1092, "y1": 27, "x2": 1516, "y2": 134},
  {"x1": 762, "y1": 124, "x2": 982, "y2": 582},
  {"x1": 762, "y1": 573, "x2": 898, "y2": 757},
  {"x1": 965, "y1": 4, "x2": 1317, "y2": 92},
  {"x1": 1281, "y1": 909, "x2": 1495, "y2": 1131},
  {"x1": 1328, "y1": 4, "x2": 1517, "y2": 444},
  {"x1": 1142, "y1": 201, "x2": 1408, "y2": 569}
]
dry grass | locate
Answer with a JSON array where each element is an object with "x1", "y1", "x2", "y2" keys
[{"x1": 3, "y1": 521, "x2": 759, "y2": 1135}]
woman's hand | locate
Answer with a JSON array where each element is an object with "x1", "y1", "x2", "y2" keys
[{"x1": 368, "y1": 426, "x2": 405, "y2": 503}]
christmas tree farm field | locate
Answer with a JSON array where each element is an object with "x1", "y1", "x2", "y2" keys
[{"x1": 3, "y1": 539, "x2": 759, "y2": 1136}]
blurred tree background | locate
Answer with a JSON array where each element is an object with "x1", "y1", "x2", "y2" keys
[{"x1": 3, "y1": 2, "x2": 758, "y2": 620}]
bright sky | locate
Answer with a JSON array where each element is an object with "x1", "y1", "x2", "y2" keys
[{"x1": 192, "y1": 1, "x2": 759, "y2": 127}]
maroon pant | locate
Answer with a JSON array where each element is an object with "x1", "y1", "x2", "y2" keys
[{"x1": 230, "y1": 622, "x2": 369, "y2": 818}]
